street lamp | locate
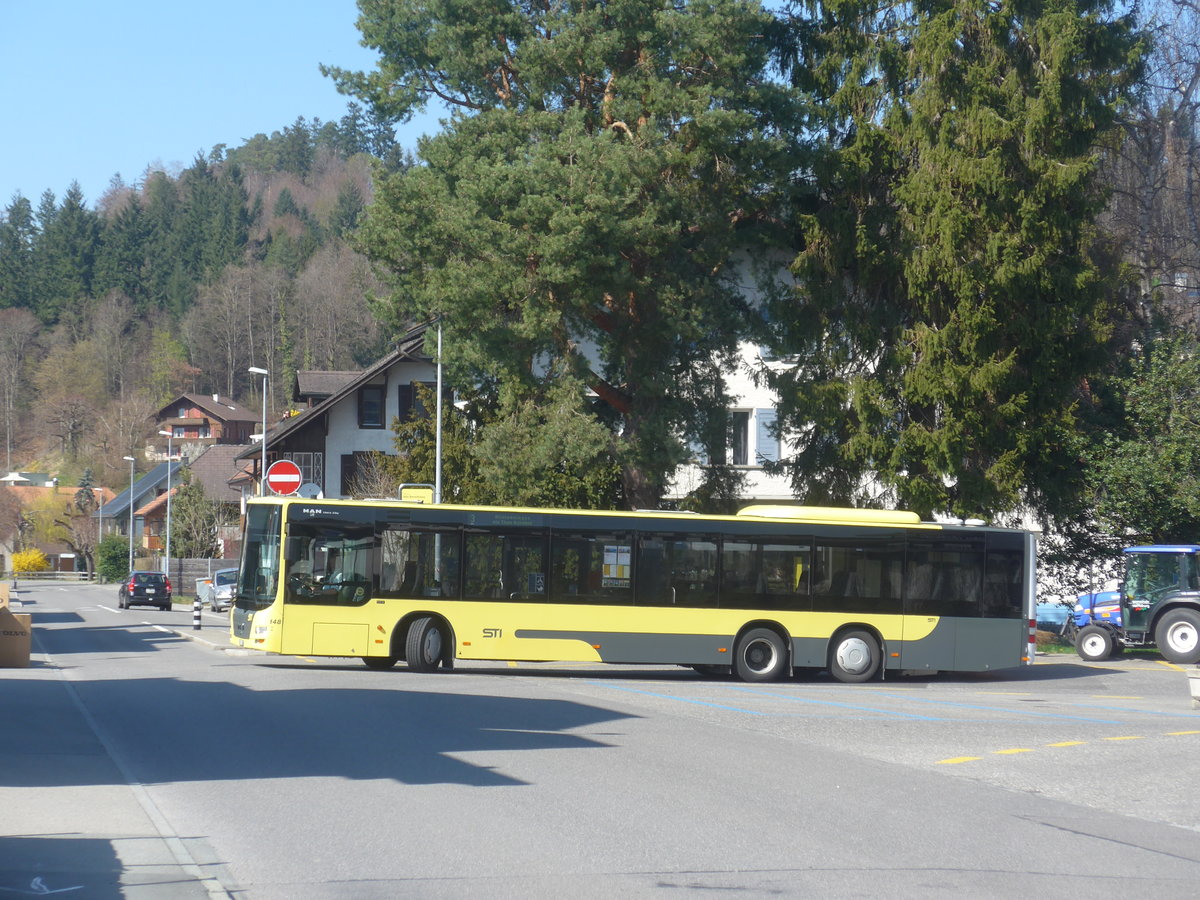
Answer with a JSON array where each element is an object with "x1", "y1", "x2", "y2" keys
[
  {"x1": 435, "y1": 321, "x2": 443, "y2": 505},
  {"x1": 158, "y1": 430, "x2": 174, "y2": 577},
  {"x1": 248, "y1": 366, "x2": 269, "y2": 495},
  {"x1": 123, "y1": 456, "x2": 135, "y2": 573}
]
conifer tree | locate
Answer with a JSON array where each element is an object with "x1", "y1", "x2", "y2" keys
[
  {"x1": 769, "y1": 0, "x2": 1144, "y2": 520},
  {"x1": 329, "y1": 0, "x2": 800, "y2": 508},
  {"x1": 0, "y1": 194, "x2": 38, "y2": 310}
]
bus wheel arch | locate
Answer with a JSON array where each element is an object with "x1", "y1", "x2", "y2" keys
[
  {"x1": 733, "y1": 623, "x2": 791, "y2": 682},
  {"x1": 1153, "y1": 606, "x2": 1200, "y2": 664},
  {"x1": 828, "y1": 626, "x2": 882, "y2": 683},
  {"x1": 403, "y1": 614, "x2": 455, "y2": 672}
]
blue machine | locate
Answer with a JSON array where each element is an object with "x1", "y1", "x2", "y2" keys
[
  {"x1": 1072, "y1": 589, "x2": 1122, "y2": 628},
  {"x1": 1073, "y1": 546, "x2": 1200, "y2": 664}
]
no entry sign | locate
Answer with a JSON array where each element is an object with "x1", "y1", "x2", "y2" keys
[{"x1": 265, "y1": 459, "x2": 303, "y2": 496}]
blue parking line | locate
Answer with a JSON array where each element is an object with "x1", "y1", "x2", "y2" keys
[
  {"x1": 589, "y1": 682, "x2": 768, "y2": 715},
  {"x1": 869, "y1": 692, "x2": 1122, "y2": 724},
  {"x1": 723, "y1": 685, "x2": 948, "y2": 721},
  {"x1": 1056, "y1": 702, "x2": 1200, "y2": 720}
]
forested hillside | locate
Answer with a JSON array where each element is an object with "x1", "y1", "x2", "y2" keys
[{"x1": 0, "y1": 106, "x2": 405, "y2": 488}]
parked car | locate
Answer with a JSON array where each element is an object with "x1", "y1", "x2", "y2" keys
[
  {"x1": 119, "y1": 571, "x2": 172, "y2": 611},
  {"x1": 197, "y1": 567, "x2": 238, "y2": 612}
]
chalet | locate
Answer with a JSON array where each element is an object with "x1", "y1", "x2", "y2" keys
[
  {"x1": 236, "y1": 325, "x2": 437, "y2": 498},
  {"x1": 153, "y1": 394, "x2": 259, "y2": 458}
]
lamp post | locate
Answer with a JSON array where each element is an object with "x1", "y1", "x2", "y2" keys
[
  {"x1": 123, "y1": 456, "x2": 135, "y2": 573},
  {"x1": 249, "y1": 366, "x2": 269, "y2": 495},
  {"x1": 435, "y1": 321, "x2": 443, "y2": 505},
  {"x1": 157, "y1": 430, "x2": 174, "y2": 577}
]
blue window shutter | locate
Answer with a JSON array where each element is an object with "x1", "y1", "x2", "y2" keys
[{"x1": 755, "y1": 409, "x2": 779, "y2": 463}]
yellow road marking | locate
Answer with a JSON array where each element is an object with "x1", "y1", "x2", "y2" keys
[
  {"x1": 941, "y1": 732, "x2": 1198, "y2": 766},
  {"x1": 1155, "y1": 660, "x2": 1184, "y2": 671},
  {"x1": 1097, "y1": 695, "x2": 1142, "y2": 700}
]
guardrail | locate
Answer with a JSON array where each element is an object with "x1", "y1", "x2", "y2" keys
[{"x1": 3, "y1": 571, "x2": 97, "y2": 583}]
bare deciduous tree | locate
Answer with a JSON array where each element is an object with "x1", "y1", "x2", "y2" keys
[
  {"x1": 293, "y1": 243, "x2": 384, "y2": 370},
  {"x1": 1100, "y1": 0, "x2": 1200, "y2": 325}
]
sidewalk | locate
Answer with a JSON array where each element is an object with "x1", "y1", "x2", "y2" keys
[{"x1": 0, "y1": 591, "x2": 228, "y2": 898}]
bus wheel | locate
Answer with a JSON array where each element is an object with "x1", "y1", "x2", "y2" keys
[
  {"x1": 1076, "y1": 624, "x2": 1114, "y2": 662},
  {"x1": 828, "y1": 630, "x2": 880, "y2": 683},
  {"x1": 361, "y1": 656, "x2": 397, "y2": 670},
  {"x1": 1155, "y1": 608, "x2": 1200, "y2": 664},
  {"x1": 406, "y1": 617, "x2": 447, "y2": 672},
  {"x1": 734, "y1": 628, "x2": 788, "y2": 682}
]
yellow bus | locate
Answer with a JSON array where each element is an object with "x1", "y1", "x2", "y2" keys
[{"x1": 229, "y1": 497, "x2": 1037, "y2": 682}]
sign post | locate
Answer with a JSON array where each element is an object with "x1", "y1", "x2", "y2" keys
[{"x1": 265, "y1": 460, "x2": 303, "y2": 496}]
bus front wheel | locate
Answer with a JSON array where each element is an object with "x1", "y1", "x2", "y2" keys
[
  {"x1": 1155, "y1": 608, "x2": 1200, "y2": 664},
  {"x1": 828, "y1": 630, "x2": 880, "y2": 683},
  {"x1": 734, "y1": 628, "x2": 788, "y2": 682},
  {"x1": 406, "y1": 617, "x2": 447, "y2": 672}
]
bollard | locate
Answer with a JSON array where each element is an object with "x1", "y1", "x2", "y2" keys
[{"x1": 193, "y1": 594, "x2": 202, "y2": 630}]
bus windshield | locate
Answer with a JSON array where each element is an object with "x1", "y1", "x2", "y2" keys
[{"x1": 237, "y1": 503, "x2": 281, "y2": 610}]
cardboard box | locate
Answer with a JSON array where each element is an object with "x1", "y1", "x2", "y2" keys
[
  {"x1": 0, "y1": 582, "x2": 9, "y2": 608},
  {"x1": 0, "y1": 610, "x2": 31, "y2": 667}
]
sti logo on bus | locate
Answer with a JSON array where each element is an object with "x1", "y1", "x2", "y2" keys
[{"x1": 483, "y1": 628, "x2": 502, "y2": 638}]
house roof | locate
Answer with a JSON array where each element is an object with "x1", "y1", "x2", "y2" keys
[
  {"x1": 135, "y1": 486, "x2": 177, "y2": 518},
  {"x1": 156, "y1": 393, "x2": 258, "y2": 424},
  {"x1": 187, "y1": 444, "x2": 253, "y2": 503},
  {"x1": 294, "y1": 371, "x2": 360, "y2": 403},
  {"x1": 98, "y1": 461, "x2": 183, "y2": 520},
  {"x1": 236, "y1": 322, "x2": 433, "y2": 461}
]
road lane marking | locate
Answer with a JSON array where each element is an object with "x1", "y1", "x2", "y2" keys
[
  {"x1": 872, "y1": 692, "x2": 1122, "y2": 724},
  {"x1": 725, "y1": 685, "x2": 949, "y2": 720},
  {"x1": 592, "y1": 683, "x2": 768, "y2": 715},
  {"x1": 935, "y1": 730, "x2": 1198, "y2": 765}
]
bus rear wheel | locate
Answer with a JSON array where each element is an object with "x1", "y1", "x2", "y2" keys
[
  {"x1": 406, "y1": 616, "x2": 448, "y2": 672},
  {"x1": 1155, "y1": 608, "x2": 1200, "y2": 664},
  {"x1": 734, "y1": 628, "x2": 788, "y2": 682},
  {"x1": 828, "y1": 630, "x2": 880, "y2": 683}
]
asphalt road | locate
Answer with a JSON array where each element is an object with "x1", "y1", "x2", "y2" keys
[{"x1": 3, "y1": 581, "x2": 1199, "y2": 898}]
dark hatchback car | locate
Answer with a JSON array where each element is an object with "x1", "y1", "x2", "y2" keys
[{"x1": 119, "y1": 571, "x2": 172, "y2": 610}]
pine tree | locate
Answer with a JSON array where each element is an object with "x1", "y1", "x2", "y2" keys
[
  {"x1": 93, "y1": 193, "x2": 149, "y2": 304},
  {"x1": 34, "y1": 183, "x2": 100, "y2": 324},
  {"x1": 769, "y1": 0, "x2": 1144, "y2": 520},
  {"x1": 0, "y1": 195, "x2": 38, "y2": 310},
  {"x1": 332, "y1": 0, "x2": 801, "y2": 508}
]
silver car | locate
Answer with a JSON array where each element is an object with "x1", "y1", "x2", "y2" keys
[{"x1": 199, "y1": 567, "x2": 239, "y2": 612}]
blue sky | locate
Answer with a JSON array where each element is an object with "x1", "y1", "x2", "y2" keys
[{"x1": 0, "y1": 1, "x2": 442, "y2": 208}]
